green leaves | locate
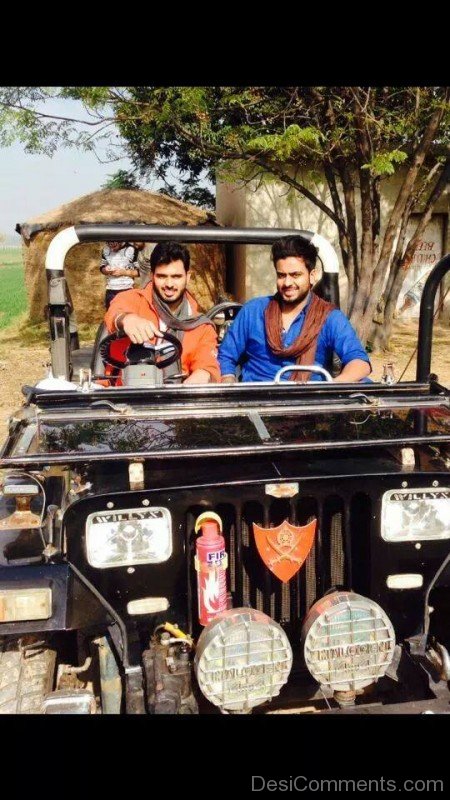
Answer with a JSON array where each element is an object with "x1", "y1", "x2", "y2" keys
[
  {"x1": 247, "y1": 125, "x2": 323, "y2": 161},
  {"x1": 101, "y1": 169, "x2": 140, "y2": 190},
  {"x1": 0, "y1": 87, "x2": 104, "y2": 156},
  {"x1": 61, "y1": 87, "x2": 111, "y2": 108},
  {"x1": 362, "y1": 150, "x2": 408, "y2": 177}
]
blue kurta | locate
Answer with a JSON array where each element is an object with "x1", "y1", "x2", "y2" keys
[{"x1": 218, "y1": 295, "x2": 370, "y2": 382}]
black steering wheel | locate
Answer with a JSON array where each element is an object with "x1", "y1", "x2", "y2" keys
[
  {"x1": 206, "y1": 302, "x2": 242, "y2": 342},
  {"x1": 206, "y1": 301, "x2": 242, "y2": 324},
  {"x1": 99, "y1": 331, "x2": 182, "y2": 371}
]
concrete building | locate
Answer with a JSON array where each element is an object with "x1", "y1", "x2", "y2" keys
[{"x1": 216, "y1": 170, "x2": 450, "y2": 319}]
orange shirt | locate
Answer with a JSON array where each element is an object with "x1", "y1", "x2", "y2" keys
[{"x1": 104, "y1": 285, "x2": 220, "y2": 382}]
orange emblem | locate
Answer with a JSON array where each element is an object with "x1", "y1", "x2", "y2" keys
[{"x1": 252, "y1": 519, "x2": 317, "y2": 583}]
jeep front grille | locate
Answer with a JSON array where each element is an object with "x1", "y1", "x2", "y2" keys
[{"x1": 184, "y1": 491, "x2": 371, "y2": 633}]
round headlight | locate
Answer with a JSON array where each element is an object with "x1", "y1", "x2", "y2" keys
[
  {"x1": 302, "y1": 591, "x2": 395, "y2": 692},
  {"x1": 195, "y1": 607, "x2": 292, "y2": 713}
]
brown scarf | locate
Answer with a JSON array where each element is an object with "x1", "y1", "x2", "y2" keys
[{"x1": 265, "y1": 292, "x2": 336, "y2": 382}]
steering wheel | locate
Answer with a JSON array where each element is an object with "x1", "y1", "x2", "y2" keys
[
  {"x1": 206, "y1": 301, "x2": 242, "y2": 324},
  {"x1": 206, "y1": 301, "x2": 242, "y2": 342},
  {"x1": 99, "y1": 331, "x2": 182, "y2": 371},
  {"x1": 274, "y1": 365, "x2": 333, "y2": 383}
]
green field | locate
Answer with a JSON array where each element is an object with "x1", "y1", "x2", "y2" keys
[{"x1": 0, "y1": 248, "x2": 27, "y2": 329}]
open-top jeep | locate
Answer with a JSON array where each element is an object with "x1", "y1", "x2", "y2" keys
[{"x1": 1, "y1": 223, "x2": 450, "y2": 714}]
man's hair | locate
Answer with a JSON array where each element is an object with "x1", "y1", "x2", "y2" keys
[
  {"x1": 271, "y1": 236, "x2": 318, "y2": 273},
  {"x1": 150, "y1": 242, "x2": 190, "y2": 272}
]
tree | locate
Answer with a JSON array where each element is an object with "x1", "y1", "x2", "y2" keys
[
  {"x1": 102, "y1": 169, "x2": 140, "y2": 190},
  {"x1": 115, "y1": 87, "x2": 450, "y2": 348},
  {"x1": 1, "y1": 87, "x2": 449, "y2": 349},
  {"x1": 0, "y1": 87, "x2": 114, "y2": 156}
]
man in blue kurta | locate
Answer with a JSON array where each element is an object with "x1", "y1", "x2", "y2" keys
[{"x1": 219, "y1": 236, "x2": 371, "y2": 384}]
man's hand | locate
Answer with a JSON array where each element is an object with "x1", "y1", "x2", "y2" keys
[
  {"x1": 333, "y1": 359, "x2": 371, "y2": 383},
  {"x1": 221, "y1": 374, "x2": 236, "y2": 384},
  {"x1": 184, "y1": 369, "x2": 211, "y2": 385},
  {"x1": 120, "y1": 313, "x2": 163, "y2": 344},
  {"x1": 110, "y1": 267, "x2": 139, "y2": 278}
]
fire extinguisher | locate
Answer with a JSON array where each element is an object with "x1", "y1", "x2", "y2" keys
[{"x1": 194, "y1": 511, "x2": 228, "y2": 626}]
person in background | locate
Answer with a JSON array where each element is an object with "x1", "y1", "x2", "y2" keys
[
  {"x1": 100, "y1": 241, "x2": 140, "y2": 309},
  {"x1": 131, "y1": 241, "x2": 153, "y2": 288}
]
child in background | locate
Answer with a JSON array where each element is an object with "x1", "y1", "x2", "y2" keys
[{"x1": 100, "y1": 241, "x2": 140, "y2": 309}]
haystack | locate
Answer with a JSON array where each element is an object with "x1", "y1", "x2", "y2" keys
[{"x1": 17, "y1": 189, "x2": 225, "y2": 325}]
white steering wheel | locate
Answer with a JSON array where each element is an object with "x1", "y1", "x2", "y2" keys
[{"x1": 274, "y1": 365, "x2": 333, "y2": 383}]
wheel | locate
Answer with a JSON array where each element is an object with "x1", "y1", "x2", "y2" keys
[
  {"x1": 206, "y1": 301, "x2": 242, "y2": 342},
  {"x1": 0, "y1": 638, "x2": 56, "y2": 714},
  {"x1": 99, "y1": 330, "x2": 182, "y2": 371}
]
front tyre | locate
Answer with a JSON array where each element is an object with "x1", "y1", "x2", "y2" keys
[{"x1": 0, "y1": 637, "x2": 56, "y2": 713}]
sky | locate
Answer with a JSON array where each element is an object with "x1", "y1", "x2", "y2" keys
[
  {"x1": 0, "y1": 96, "x2": 137, "y2": 241},
  {"x1": 0, "y1": 144, "x2": 136, "y2": 240}
]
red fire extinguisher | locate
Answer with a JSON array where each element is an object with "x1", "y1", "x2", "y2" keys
[{"x1": 194, "y1": 512, "x2": 228, "y2": 626}]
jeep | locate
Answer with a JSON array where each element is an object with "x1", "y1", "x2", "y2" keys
[{"x1": 0, "y1": 223, "x2": 449, "y2": 714}]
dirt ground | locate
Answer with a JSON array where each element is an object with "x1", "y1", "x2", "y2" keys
[{"x1": 0, "y1": 319, "x2": 449, "y2": 445}]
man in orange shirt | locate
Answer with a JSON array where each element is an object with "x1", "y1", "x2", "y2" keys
[{"x1": 104, "y1": 242, "x2": 220, "y2": 384}]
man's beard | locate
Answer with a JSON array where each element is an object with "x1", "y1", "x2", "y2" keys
[
  {"x1": 153, "y1": 284, "x2": 184, "y2": 309},
  {"x1": 280, "y1": 287, "x2": 310, "y2": 307}
]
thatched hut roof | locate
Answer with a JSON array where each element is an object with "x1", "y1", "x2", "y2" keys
[
  {"x1": 16, "y1": 188, "x2": 217, "y2": 241},
  {"x1": 17, "y1": 189, "x2": 225, "y2": 327}
]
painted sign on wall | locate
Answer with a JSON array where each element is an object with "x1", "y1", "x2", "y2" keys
[{"x1": 397, "y1": 215, "x2": 444, "y2": 318}]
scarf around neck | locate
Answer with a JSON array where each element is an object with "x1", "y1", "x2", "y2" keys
[
  {"x1": 151, "y1": 289, "x2": 213, "y2": 378},
  {"x1": 152, "y1": 290, "x2": 213, "y2": 342},
  {"x1": 264, "y1": 292, "x2": 336, "y2": 382}
]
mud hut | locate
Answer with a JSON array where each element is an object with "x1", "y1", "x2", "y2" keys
[{"x1": 16, "y1": 189, "x2": 225, "y2": 326}]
